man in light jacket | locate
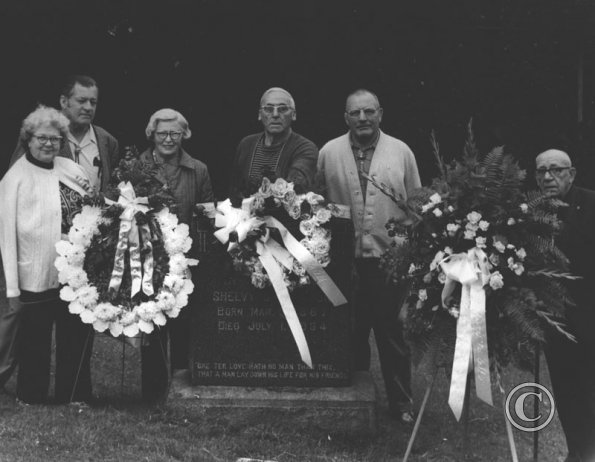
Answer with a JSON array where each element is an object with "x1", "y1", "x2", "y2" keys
[{"x1": 317, "y1": 89, "x2": 421, "y2": 422}]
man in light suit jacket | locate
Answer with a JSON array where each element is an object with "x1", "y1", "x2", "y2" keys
[
  {"x1": 10, "y1": 74, "x2": 119, "y2": 192},
  {"x1": 1, "y1": 75, "x2": 119, "y2": 395},
  {"x1": 317, "y1": 89, "x2": 421, "y2": 423}
]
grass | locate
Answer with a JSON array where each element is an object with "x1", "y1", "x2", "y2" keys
[{"x1": 0, "y1": 282, "x2": 568, "y2": 461}]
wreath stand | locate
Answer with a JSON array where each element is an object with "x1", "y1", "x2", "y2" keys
[{"x1": 402, "y1": 365, "x2": 520, "y2": 462}]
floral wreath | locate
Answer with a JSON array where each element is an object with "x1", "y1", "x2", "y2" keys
[
  {"x1": 55, "y1": 150, "x2": 197, "y2": 337},
  {"x1": 206, "y1": 176, "x2": 347, "y2": 368},
  {"x1": 218, "y1": 177, "x2": 336, "y2": 291}
]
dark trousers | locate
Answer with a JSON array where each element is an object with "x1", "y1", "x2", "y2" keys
[
  {"x1": 354, "y1": 258, "x2": 412, "y2": 412},
  {"x1": 140, "y1": 326, "x2": 169, "y2": 403},
  {"x1": 545, "y1": 325, "x2": 595, "y2": 461},
  {"x1": 17, "y1": 290, "x2": 93, "y2": 404},
  {"x1": 0, "y1": 298, "x2": 21, "y2": 387},
  {"x1": 169, "y1": 312, "x2": 190, "y2": 370}
]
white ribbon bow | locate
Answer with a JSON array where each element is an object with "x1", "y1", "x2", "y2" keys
[
  {"x1": 213, "y1": 199, "x2": 262, "y2": 251},
  {"x1": 107, "y1": 181, "x2": 154, "y2": 298},
  {"x1": 440, "y1": 247, "x2": 493, "y2": 421}
]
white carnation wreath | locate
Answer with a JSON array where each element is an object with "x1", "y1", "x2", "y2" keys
[{"x1": 55, "y1": 205, "x2": 197, "y2": 337}]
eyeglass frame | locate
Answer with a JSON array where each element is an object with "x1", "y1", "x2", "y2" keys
[
  {"x1": 345, "y1": 108, "x2": 380, "y2": 119},
  {"x1": 154, "y1": 131, "x2": 183, "y2": 141},
  {"x1": 32, "y1": 134, "x2": 63, "y2": 145},
  {"x1": 260, "y1": 104, "x2": 294, "y2": 115},
  {"x1": 535, "y1": 166, "x2": 573, "y2": 178}
]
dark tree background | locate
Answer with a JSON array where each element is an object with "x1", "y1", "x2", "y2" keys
[{"x1": 1, "y1": 0, "x2": 595, "y2": 197}]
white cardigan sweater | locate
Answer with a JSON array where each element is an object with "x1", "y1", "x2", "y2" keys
[
  {"x1": 318, "y1": 131, "x2": 421, "y2": 258},
  {"x1": 0, "y1": 155, "x2": 88, "y2": 298}
]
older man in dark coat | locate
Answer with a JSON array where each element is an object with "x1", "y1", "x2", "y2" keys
[{"x1": 536, "y1": 149, "x2": 595, "y2": 462}]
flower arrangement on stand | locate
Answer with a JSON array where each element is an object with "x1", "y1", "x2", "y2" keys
[
  {"x1": 55, "y1": 148, "x2": 198, "y2": 338},
  {"x1": 374, "y1": 126, "x2": 575, "y2": 422}
]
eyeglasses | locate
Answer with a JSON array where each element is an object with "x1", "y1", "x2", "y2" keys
[
  {"x1": 535, "y1": 166, "x2": 571, "y2": 177},
  {"x1": 155, "y1": 131, "x2": 182, "y2": 141},
  {"x1": 260, "y1": 104, "x2": 293, "y2": 115},
  {"x1": 33, "y1": 135, "x2": 63, "y2": 145},
  {"x1": 346, "y1": 108, "x2": 379, "y2": 119}
]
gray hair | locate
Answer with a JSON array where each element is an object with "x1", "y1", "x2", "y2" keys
[
  {"x1": 20, "y1": 105, "x2": 70, "y2": 149},
  {"x1": 345, "y1": 88, "x2": 381, "y2": 110},
  {"x1": 260, "y1": 87, "x2": 296, "y2": 110},
  {"x1": 145, "y1": 108, "x2": 191, "y2": 140}
]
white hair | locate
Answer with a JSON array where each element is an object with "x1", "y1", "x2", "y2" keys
[
  {"x1": 20, "y1": 105, "x2": 70, "y2": 149},
  {"x1": 260, "y1": 87, "x2": 296, "y2": 110},
  {"x1": 145, "y1": 108, "x2": 191, "y2": 140}
]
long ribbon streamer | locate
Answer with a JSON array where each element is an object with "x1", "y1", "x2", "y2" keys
[
  {"x1": 139, "y1": 223, "x2": 154, "y2": 296},
  {"x1": 256, "y1": 240, "x2": 312, "y2": 368},
  {"x1": 440, "y1": 247, "x2": 493, "y2": 421},
  {"x1": 107, "y1": 182, "x2": 153, "y2": 298},
  {"x1": 264, "y1": 216, "x2": 348, "y2": 307}
]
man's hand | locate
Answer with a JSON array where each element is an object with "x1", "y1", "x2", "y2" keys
[{"x1": 7, "y1": 297, "x2": 21, "y2": 313}]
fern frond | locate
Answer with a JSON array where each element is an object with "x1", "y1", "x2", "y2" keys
[
  {"x1": 527, "y1": 269, "x2": 581, "y2": 280},
  {"x1": 536, "y1": 311, "x2": 576, "y2": 342},
  {"x1": 430, "y1": 130, "x2": 447, "y2": 181}
]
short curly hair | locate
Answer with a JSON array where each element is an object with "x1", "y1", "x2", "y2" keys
[
  {"x1": 19, "y1": 105, "x2": 70, "y2": 150},
  {"x1": 145, "y1": 108, "x2": 191, "y2": 140}
]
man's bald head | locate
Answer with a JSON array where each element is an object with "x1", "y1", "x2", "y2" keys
[
  {"x1": 536, "y1": 149, "x2": 573, "y2": 168},
  {"x1": 535, "y1": 149, "x2": 576, "y2": 197}
]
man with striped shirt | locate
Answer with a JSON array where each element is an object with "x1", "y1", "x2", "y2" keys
[{"x1": 229, "y1": 87, "x2": 318, "y2": 198}]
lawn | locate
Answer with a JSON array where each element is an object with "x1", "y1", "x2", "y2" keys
[{"x1": 0, "y1": 277, "x2": 568, "y2": 461}]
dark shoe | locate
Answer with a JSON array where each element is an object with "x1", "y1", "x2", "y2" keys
[
  {"x1": 390, "y1": 409, "x2": 416, "y2": 424},
  {"x1": 563, "y1": 454, "x2": 580, "y2": 462}
]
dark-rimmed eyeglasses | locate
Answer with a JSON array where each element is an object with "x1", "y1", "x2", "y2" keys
[
  {"x1": 535, "y1": 167, "x2": 571, "y2": 177},
  {"x1": 33, "y1": 135, "x2": 63, "y2": 145},
  {"x1": 155, "y1": 131, "x2": 182, "y2": 141},
  {"x1": 260, "y1": 104, "x2": 293, "y2": 115},
  {"x1": 346, "y1": 108, "x2": 379, "y2": 119}
]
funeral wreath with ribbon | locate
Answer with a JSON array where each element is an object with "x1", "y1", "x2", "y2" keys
[
  {"x1": 200, "y1": 177, "x2": 348, "y2": 368},
  {"x1": 55, "y1": 151, "x2": 197, "y2": 338},
  {"x1": 376, "y1": 126, "x2": 577, "y2": 420}
]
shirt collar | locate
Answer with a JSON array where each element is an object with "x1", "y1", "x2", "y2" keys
[
  {"x1": 68, "y1": 125, "x2": 97, "y2": 148},
  {"x1": 350, "y1": 129, "x2": 380, "y2": 151},
  {"x1": 178, "y1": 150, "x2": 195, "y2": 169}
]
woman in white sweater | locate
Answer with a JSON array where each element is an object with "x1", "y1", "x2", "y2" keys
[{"x1": 0, "y1": 105, "x2": 94, "y2": 404}]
